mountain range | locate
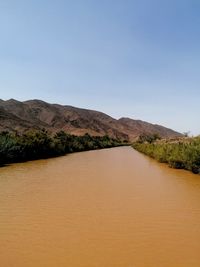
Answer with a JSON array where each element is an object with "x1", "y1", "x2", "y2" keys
[{"x1": 0, "y1": 99, "x2": 182, "y2": 141}]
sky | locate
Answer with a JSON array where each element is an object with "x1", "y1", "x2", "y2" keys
[{"x1": 0, "y1": 0, "x2": 199, "y2": 135}]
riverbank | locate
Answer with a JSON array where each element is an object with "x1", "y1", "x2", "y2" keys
[
  {"x1": 0, "y1": 130, "x2": 126, "y2": 166},
  {"x1": 132, "y1": 136, "x2": 200, "y2": 174}
]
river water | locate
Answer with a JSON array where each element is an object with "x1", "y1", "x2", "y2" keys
[{"x1": 0, "y1": 146, "x2": 200, "y2": 267}]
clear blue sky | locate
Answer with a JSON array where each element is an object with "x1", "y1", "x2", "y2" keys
[{"x1": 0, "y1": 0, "x2": 199, "y2": 135}]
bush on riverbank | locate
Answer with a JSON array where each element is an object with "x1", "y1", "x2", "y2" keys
[
  {"x1": 0, "y1": 130, "x2": 123, "y2": 165},
  {"x1": 132, "y1": 135, "x2": 200, "y2": 174}
]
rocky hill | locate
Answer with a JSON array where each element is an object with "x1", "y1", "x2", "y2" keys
[{"x1": 0, "y1": 99, "x2": 182, "y2": 141}]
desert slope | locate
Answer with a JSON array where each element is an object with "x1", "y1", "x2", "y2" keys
[{"x1": 0, "y1": 99, "x2": 182, "y2": 141}]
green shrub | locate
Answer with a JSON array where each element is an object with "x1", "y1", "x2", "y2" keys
[
  {"x1": 0, "y1": 130, "x2": 124, "y2": 165},
  {"x1": 133, "y1": 136, "x2": 200, "y2": 174}
]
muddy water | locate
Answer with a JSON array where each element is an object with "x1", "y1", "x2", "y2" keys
[{"x1": 0, "y1": 147, "x2": 200, "y2": 267}]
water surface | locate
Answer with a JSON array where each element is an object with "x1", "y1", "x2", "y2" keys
[{"x1": 0, "y1": 147, "x2": 200, "y2": 267}]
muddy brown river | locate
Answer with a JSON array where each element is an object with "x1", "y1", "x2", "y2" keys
[{"x1": 0, "y1": 146, "x2": 200, "y2": 267}]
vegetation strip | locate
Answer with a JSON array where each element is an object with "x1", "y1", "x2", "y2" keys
[
  {"x1": 0, "y1": 130, "x2": 125, "y2": 166},
  {"x1": 132, "y1": 134, "x2": 200, "y2": 174}
]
